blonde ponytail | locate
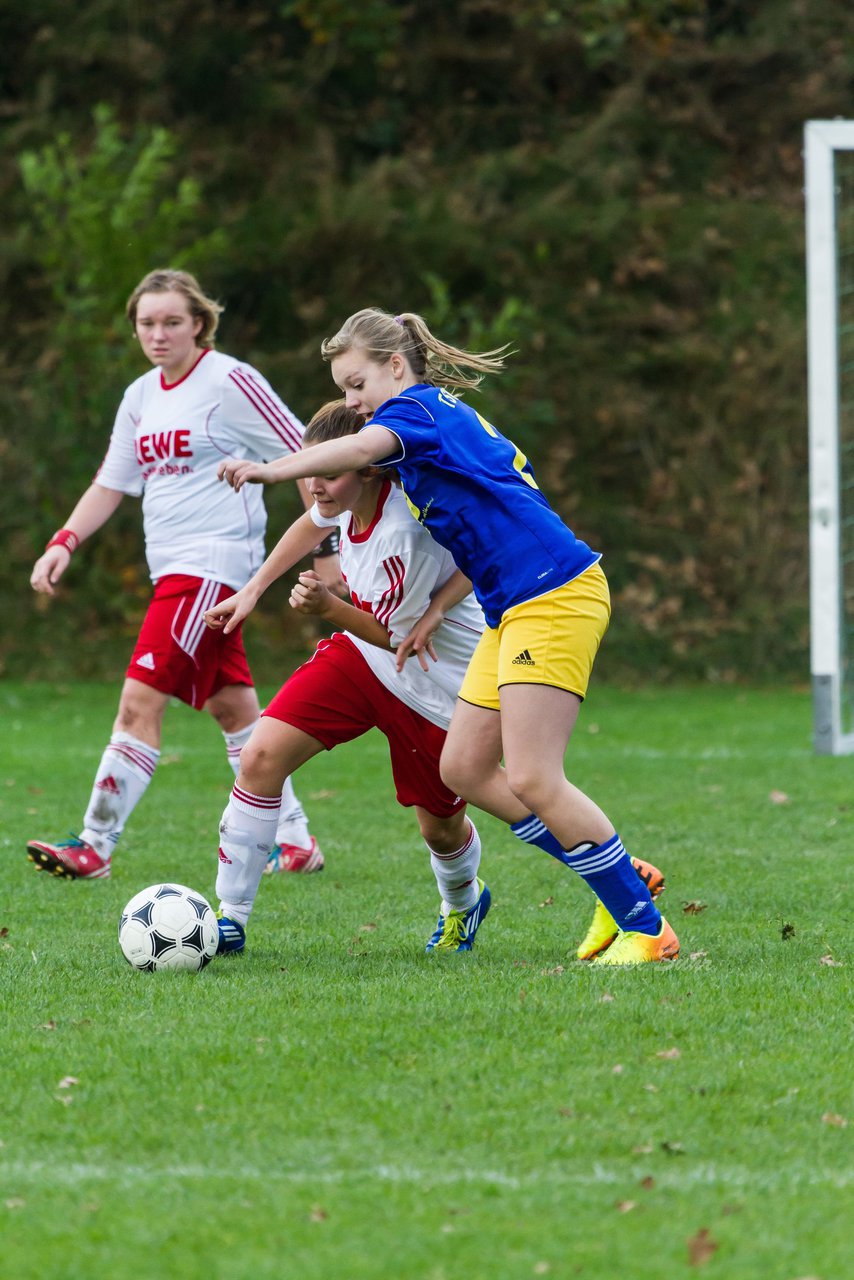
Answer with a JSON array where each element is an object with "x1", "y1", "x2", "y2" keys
[{"x1": 321, "y1": 307, "x2": 509, "y2": 392}]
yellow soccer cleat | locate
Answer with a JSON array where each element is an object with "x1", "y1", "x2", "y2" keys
[
  {"x1": 576, "y1": 858, "x2": 665, "y2": 961},
  {"x1": 591, "y1": 916, "x2": 680, "y2": 966}
]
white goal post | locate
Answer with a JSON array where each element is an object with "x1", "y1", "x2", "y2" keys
[{"x1": 805, "y1": 120, "x2": 854, "y2": 754}]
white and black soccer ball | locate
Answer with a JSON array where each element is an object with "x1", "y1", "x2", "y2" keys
[{"x1": 118, "y1": 883, "x2": 218, "y2": 972}]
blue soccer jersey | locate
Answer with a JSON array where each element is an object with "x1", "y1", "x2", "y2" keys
[{"x1": 368, "y1": 384, "x2": 600, "y2": 628}]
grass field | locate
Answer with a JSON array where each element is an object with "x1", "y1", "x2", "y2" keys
[{"x1": 1, "y1": 680, "x2": 852, "y2": 1280}]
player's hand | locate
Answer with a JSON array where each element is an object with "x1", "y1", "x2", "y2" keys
[
  {"x1": 289, "y1": 570, "x2": 332, "y2": 617},
  {"x1": 311, "y1": 553, "x2": 347, "y2": 597},
  {"x1": 217, "y1": 458, "x2": 274, "y2": 491},
  {"x1": 395, "y1": 608, "x2": 441, "y2": 673},
  {"x1": 204, "y1": 586, "x2": 258, "y2": 634},
  {"x1": 30, "y1": 546, "x2": 72, "y2": 597}
]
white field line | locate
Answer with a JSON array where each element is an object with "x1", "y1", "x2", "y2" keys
[{"x1": 1, "y1": 1161, "x2": 852, "y2": 1192}]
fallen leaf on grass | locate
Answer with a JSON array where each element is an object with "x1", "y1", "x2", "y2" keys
[
  {"x1": 682, "y1": 901, "x2": 707, "y2": 915},
  {"x1": 538, "y1": 897, "x2": 554, "y2": 908},
  {"x1": 598, "y1": 992, "x2": 615, "y2": 1003},
  {"x1": 643, "y1": 1083, "x2": 659, "y2": 1093},
  {"x1": 0, "y1": 928, "x2": 8, "y2": 939},
  {"x1": 821, "y1": 1112, "x2": 848, "y2": 1128},
  {"x1": 612, "y1": 1063, "x2": 624, "y2": 1075},
  {"x1": 661, "y1": 1141, "x2": 686, "y2": 1155},
  {"x1": 687, "y1": 1227, "x2": 719, "y2": 1266},
  {"x1": 541, "y1": 965, "x2": 565, "y2": 976},
  {"x1": 769, "y1": 790, "x2": 789, "y2": 805},
  {"x1": 57, "y1": 1076, "x2": 79, "y2": 1089},
  {"x1": 4, "y1": 1199, "x2": 25, "y2": 1210},
  {"x1": 54, "y1": 1095, "x2": 73, "y2": 1106},
  {"x1": 615, "y1": 1200, "x2": 636, "y2": 1213},
  {"x1": 309, "y1": 1205, "x2": 328, "y2": 1222},
  {"x1": 656, "y1": 1047, "x2": 681, "y2": 1060},
  {"x1": 359, "y1": 922, "x2": 377, "y2": 932},
  {"x1": 639, "y1": 1175, "x2": 655, "y2": 1189},
  {"x1": 632, "y1": 1144, "x2": 654, "y2": 1155},
  {"x1": 37, "y1": 1020, "x2": 57, "y2": 1031},
  {"x1": 781, "y1": 922, "x2": 795, "y2": 940}
]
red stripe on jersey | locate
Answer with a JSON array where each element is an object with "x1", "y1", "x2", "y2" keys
[
  {"x1": 375, "y1": 556, "x2": 405, "y2": 629},
  {"x1": 228, "y1": 369, "x2": 303, "y2": 453}
]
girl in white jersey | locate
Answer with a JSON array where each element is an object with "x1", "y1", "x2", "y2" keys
[
  {"x1": 204, "y1": 401, "x2": 490, "y2": 955},
  {"x1": 26, "y1": 269, "x2": 334, "y2": 881}
]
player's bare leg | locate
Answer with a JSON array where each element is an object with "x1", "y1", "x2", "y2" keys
[
  {"x1": 415, "y1": 805, "x2": 491, "y2": 954},
  {"x1": 207, "y1": 684, "x2": 323, "y2": 874},
  {"x1": 499, "y1": 683, "x2": 676, "y2": 963},
  {"x1": 27, "y1": 678, "x2": 167, "y2": 879},
  {"x1": 440, "y1": 691, "x2": 675, "y2": 963},
  {"x1": 215, "y1": 717, "x2": 325, "y2": 951}
]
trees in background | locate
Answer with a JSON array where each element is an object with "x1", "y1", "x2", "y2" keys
[{"x1": 3, "y1": 1, "x2": 851, "y2": 679}]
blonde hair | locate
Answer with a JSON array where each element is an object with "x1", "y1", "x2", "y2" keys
[
  {"x1": 320, "y1": 307, "x2": 509, "y2": 392},
  {"x1": 126, "y1": 269, "x2": 224, "y2": 348}
]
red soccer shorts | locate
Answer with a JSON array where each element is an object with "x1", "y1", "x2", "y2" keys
[
  {"x1": 127, "y1": 575, "x2": 253, "y2": 711},
  {"x1": 263, "y1": 633, "x2": 464, "y2": 818}
]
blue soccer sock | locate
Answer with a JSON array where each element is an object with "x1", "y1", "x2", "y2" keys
[
  {"x1": 563, "y1": 834, "x2": 661, "y2": 935},
  {"x1": 510, "y1": 814, "x2": 574, "y2": 866}
]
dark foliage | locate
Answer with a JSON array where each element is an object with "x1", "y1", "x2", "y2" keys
[{"x1": 2, "y1": 0, "x2": 853, "y2": 681}]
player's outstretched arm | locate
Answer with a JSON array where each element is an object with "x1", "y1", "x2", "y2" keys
[
  {"x1": 395, "y1": 570, "x2": 474, "y2": 673},
  {"x1": 30, "y1": 483, "x2": 125, "y2": 596},
  {"x1": 217, "y1": 426, "x2": 399, "y2": 492},
  {"x1": 204, "y1": 511, "x2": 327, "y2": 634}
]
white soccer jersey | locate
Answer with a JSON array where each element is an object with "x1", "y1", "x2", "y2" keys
[
  {"x1": 95, "y1": 349, "x2": 304, "y2": 590},
  {"x1": 311, "y1": 480, "x2": 485, "y2": 729}
]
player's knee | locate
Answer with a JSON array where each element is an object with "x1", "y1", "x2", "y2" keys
[
  {"x1": 418, "y1": 811, "x2": 466, "y2": 854},
  {"x1": 115, "y1": 691, "x2": 162, "y2": 740},
  {"x1": 237, "y1": 740, "x2": 285, "y2": 795},
  {"x1": 503, "y1": 760, "x2": 552, "y2": 815},
  {"x1": 439, "y1": 748, "x2": 470, "y2": 798}
]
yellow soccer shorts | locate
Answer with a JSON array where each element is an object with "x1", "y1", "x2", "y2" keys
[{"x1": 458, "y1": 562, "x2": 611, "y2": 710}]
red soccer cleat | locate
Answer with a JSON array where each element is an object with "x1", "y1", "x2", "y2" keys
[
  {"x1": 26, "y1": 835, "x2": 111, "y2": 880},
  {"x1": 263, "y1": 836, "x2": 325, "y2": 875}
]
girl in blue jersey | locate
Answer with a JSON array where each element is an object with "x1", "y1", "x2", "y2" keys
[{"x1": 220, "y1": 308, "x2": 679, "y2": 964}]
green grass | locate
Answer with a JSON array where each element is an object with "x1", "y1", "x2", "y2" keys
[{"x1": 1, "y1": 681, "x2": 852, "y2": 1280}]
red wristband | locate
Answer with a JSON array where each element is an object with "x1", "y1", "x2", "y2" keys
[{"x1": 46, "y1": 529, "x2": 79, "y2": 555}]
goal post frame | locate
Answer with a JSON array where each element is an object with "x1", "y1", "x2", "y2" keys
[{"x1": 805, "y1": 119, "x2": 854, "y2": 754}]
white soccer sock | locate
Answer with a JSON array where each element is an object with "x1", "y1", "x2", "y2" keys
[
  {"x1": 428, "y1": 820, "x2": 481, "y2": 912},
  {"x1": 222, "y1": 722, "x2": 312, "y2": 850},
  {"x1": 274, "y1": 774, "x2": 311, "y2": 849},
  {"x1": 222, "y1": 722, "x2": 255, "y2": 777},
  {"x1": 80, "y1": 732, "x2": 160, "y2": 860},
  {"x1": 216, "y1": 783, "x2": 281, "y2": 927}
]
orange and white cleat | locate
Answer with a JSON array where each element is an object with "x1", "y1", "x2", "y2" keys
[
  {"x1": 591, "y1": 916, "x2": 680, "y2": 966},
  {"x1": 26, "y1": 835, "x2": 111, "y2": 880},
  {"x1": 576, "y1": 858, "x2": 665, "y2": 961}
]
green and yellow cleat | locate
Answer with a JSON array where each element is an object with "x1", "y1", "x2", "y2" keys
[{"x1": 425, "y1": 878, "x2": 491, "y2": 953}]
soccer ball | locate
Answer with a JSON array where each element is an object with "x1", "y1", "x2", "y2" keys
[{"x1": 118, "y1": 883, "x2": 218, "y2": 972}]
